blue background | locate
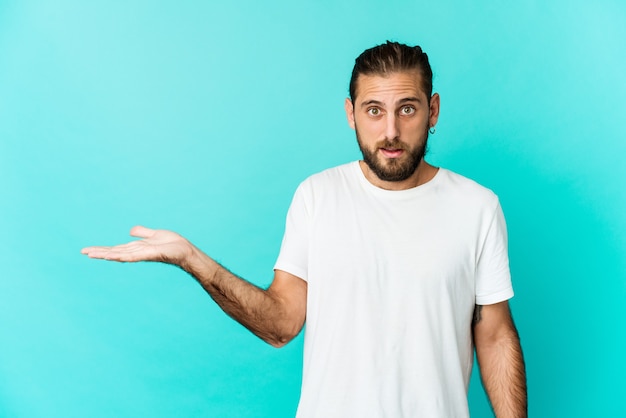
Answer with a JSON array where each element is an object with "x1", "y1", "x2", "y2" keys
[{"x1": 1, "y1": 0, "x2": 625, "y2": 416}]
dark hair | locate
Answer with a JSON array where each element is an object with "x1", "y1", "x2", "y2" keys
[{"x1": 349, "y1": 41, "x2": 433, "y2": 102}]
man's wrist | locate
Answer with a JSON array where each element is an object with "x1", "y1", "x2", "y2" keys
[{"x1": 180, "y1": 244, "x2": 218, "y2": 284}]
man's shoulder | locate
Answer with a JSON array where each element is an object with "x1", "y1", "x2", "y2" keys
[
  {"x1": 438, "y1": 168, "x2": 500, "y2": 207},
  {"x1": 288, "y1": 162, "x2": 359, "y2": 208},
  {"x1": 300, "y1": 161, "x2": 357, "y2": 188}
]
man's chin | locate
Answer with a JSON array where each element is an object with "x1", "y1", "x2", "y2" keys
[{"x1": 367, "y1": 159, "x2": 418, "y2": 182}]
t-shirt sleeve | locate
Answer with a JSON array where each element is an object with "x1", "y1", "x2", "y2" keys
[
  {"x1": 475, "y1": 199, "x2": 514, "y2": 305},
  {"x1": 273, "y1": 182, "x2": 310, "y2": 281}
]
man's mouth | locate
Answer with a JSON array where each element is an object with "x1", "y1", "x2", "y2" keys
[{"x1": 380, "y1": 148, "x2": 404, "y2": 158}]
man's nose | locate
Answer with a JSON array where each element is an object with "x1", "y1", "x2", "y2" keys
[{"x1": 385, "y1": 113, "x2": 400, "y2": 140}]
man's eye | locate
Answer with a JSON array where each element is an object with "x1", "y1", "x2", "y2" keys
[
  {"x1": 401, "y1": 106, "x2": 415, "y2": 115},
  {"x1": 367, "y1": 108, "x2": 381, "y2": 116}
]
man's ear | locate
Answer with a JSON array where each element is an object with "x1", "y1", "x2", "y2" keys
[
  {"x1": 344, "y1": 97, "x2": 355, "y2": 129},
  {"x1": 429, "y1": 93, "x2": 440, "y2": 128}
]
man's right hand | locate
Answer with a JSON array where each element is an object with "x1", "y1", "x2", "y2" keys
[{"x1": 81, "y1": 225, "x2": 193, "y2": 266}]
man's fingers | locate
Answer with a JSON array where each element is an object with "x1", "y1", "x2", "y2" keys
[
  {"x1": 129, "y1": 225, "x2": 155, "y2": 239},
  {"x1": 81, "y1": 246, "x2": 146, "y2": 262},
  {"x1": 81, "y1": 246, "x2": 110, "y2": 255},
  {"x1": 81, "y1": 247, "x2": 117, "y2": 260}
]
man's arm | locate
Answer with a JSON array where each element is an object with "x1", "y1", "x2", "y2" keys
[
  {"x1": 81, "y1": 226, "x2": 307, "y2": 348},
  {"x1": 473, "y1": 301, "x2": 527, "y2": 418}
]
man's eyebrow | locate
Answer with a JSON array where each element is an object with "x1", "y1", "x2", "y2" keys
[
  {"x1": 360, "y1": 99, "x2": 384, "y2": 108},
  {"x1": 398, "y1": 97, "x2": 421, "y2": 104},
  {"x1": 360, "y1": 97, "x2": 421, "y2": 108}
]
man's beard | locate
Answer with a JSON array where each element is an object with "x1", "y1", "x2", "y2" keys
[{"x1": 356, "y1": 126, "x2": 429, "y2": 182}]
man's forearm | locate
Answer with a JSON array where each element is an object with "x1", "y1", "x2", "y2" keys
[
  {"x1": 181, "y1": 246, "x2": 300, "y2": 347},
  {"x1": 476, "y1": 327, "x2": 527, "y2": 417}
]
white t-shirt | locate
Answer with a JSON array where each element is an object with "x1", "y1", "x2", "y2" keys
[{"x1": 274, "y1": 162, "x2": 513, "y2": 418}]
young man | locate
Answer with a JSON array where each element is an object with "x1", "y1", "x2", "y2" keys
[{"x1": 82, "y1": 41, "x2": 527, "y2": 417}]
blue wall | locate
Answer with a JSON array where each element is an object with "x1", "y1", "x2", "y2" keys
[{"x1": 1, "y1": 1, "x2": 624, "y2": 416}]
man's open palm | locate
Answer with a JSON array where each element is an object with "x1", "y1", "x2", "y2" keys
[{"x1": 81, "y1": 226, "x2": 191, "y2": 265}]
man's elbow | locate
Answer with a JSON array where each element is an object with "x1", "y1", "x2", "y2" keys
[
  {"x1": 266, "y1": 329, "x2": 299, "y2": 348},
  {"x1": 265, "y1": 321, "x2": 303, "y2": 348},
  {"x1": 267, "y1": 338, "x2": 290, "y2": 349}
]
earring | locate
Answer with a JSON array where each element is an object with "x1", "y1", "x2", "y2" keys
[{"x1": 429, "y1": 126, "x2": 436, "y2": 134}]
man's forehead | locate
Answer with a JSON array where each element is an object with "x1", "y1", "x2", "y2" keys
[{"x1": 354, "y1": 71, "x2": 427, "y2": 102}]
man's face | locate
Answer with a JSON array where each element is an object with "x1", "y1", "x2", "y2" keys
[{"x1": 345, "y1": 71, "x2": 440, "y2": 188}]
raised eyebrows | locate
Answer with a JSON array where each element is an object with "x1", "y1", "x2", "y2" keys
[{"x1": 359, "y1": 97, "x2": 422, "y2": 109}]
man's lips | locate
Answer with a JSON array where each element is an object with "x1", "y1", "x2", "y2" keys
[{"x1": 380, "y1": 148, "x2": 404, "y2": 158}]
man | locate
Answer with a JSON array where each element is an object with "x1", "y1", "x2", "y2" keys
[{"x1": 82, "y1": 41, "x2": 527, "y2": 417}]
